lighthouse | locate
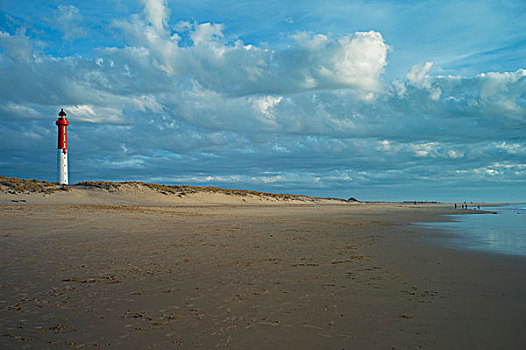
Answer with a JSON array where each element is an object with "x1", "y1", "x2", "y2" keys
[{"x1": 56, "y1": 109, "x2": 69, "y2": 185}]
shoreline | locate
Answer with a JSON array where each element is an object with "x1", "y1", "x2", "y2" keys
[
  {"x1": 412, "y1": 204, "x2": 525, "y2": 259},
  {"x1": 1, "y1": 199, "x2": 525, "y2": 348}
]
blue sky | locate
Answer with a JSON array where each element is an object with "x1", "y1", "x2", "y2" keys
[{"x1": 0, "y1": 0, "x2": 525, "y2": 201}]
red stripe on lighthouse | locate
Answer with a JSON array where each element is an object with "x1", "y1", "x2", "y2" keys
[{"x1": 56, "y1": 109, "x2": 69, "y2": 150}]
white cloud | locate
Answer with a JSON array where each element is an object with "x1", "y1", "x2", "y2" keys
[
  {"x1": 141, "y1": 0, "x2": 169, "y2": 35},
  {"x1": 0, "y1": 102, "x2": 40, "y2": 119},
  {"x1": 0, "y1": 28, "x2": 34, "y2": 61},
  {"x1": 407, "y1": 61, "x2": 433, "y2": 86},
  {"x1": 447, "y1": 150, "x2": 464, "y2": 159},
  {"x1": 55, "y1": 5, "x2": 87, "y2": 42},
  {"x1": 467, "y1": 162, "x2": 526, "y2": 179},
  {"x1": 252, "y1": 95, "x2": 283, "y2": 129},
  {"x1": 113, "y1": 5, "x2": 390, "y2": 96},
  {"x1": 321, "y1": 31, "x2": 388, "y2": 91},
  {"x1": 477, "y1": 69, "x2": 526, "y2": 116},
  {"x1": 64, "y1": 105, "x2": 125, "y2": 124},
  {"x1": 191, "y1": 22, "x2": 225, "y2": 47},
  {"x1": 406, "y1": 62, "x2": 442, "y2": 100},
  {"x1": 494, "y1": 141, "x2": 526, "y2": 155}
]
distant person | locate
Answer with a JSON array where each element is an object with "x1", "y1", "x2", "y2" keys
[{"x1": 455, "y1": 204, "x2": 457, "y2": 209}]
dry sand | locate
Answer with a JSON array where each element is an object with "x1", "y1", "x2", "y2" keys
[{"x1": 1, "y1": 185, "x2": 525, "y2": 349}]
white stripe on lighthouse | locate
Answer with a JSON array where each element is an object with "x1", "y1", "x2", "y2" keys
[{"x1": 58, "y1": 149, "x2": 68, "y2": 185}]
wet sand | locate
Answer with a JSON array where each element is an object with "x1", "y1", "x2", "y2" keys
[{"x1": 1, "y1": 199, "x2": 525, "y2": 349}]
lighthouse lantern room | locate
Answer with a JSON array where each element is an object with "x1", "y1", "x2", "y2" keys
[{"x1": 56, "y1": 108, "x2": 69, "y2": 185}]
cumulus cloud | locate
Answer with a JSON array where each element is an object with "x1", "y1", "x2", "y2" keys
[
  {"x1": 113, "y1": 4, "x2": 389, "y2": 95},
  {"x1": 406, "y1": 62, "x2": 442, "y2": 100},
  {"x1": 141, "y1": 0, "x2": 169, "y2": 35},
  {"x1": 54, "y1": 5, "x2": 87, "y2": 42},
  {"x1": 0, "y1": 28, "x2": 35, "y2": 61},
  {"x1": 476, "y1": 69, "x2": 526, "y2": 116}
]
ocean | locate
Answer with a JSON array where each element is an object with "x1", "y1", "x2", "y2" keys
[{"x1": 418, "y1": 204, "x2": 526, "y2": 258}]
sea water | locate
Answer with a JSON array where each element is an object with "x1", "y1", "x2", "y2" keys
[{"x1": 418, "y1": 204, "x2": 526, "y2": 258}]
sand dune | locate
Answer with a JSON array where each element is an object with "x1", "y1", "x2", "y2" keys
[{"x1": 1, "y1": 176, "x2": 349, "y2": 206}]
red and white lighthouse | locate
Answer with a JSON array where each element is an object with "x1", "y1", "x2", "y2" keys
[{"x1": 56, "y1": 108, "x2": 69, "y2": 185}]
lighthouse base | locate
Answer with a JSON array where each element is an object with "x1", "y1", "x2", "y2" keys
[{"x1": 57, "y1": 149, "x2": 68, "y2": 185}]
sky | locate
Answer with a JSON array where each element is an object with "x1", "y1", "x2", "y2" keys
[{"x1": 0, "y1": 0, "x2": 525, "y2": 202}]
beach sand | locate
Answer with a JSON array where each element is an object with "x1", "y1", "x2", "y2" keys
[{"x1": 1, "y1": 185, "x2": 525, "y2": 349}]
